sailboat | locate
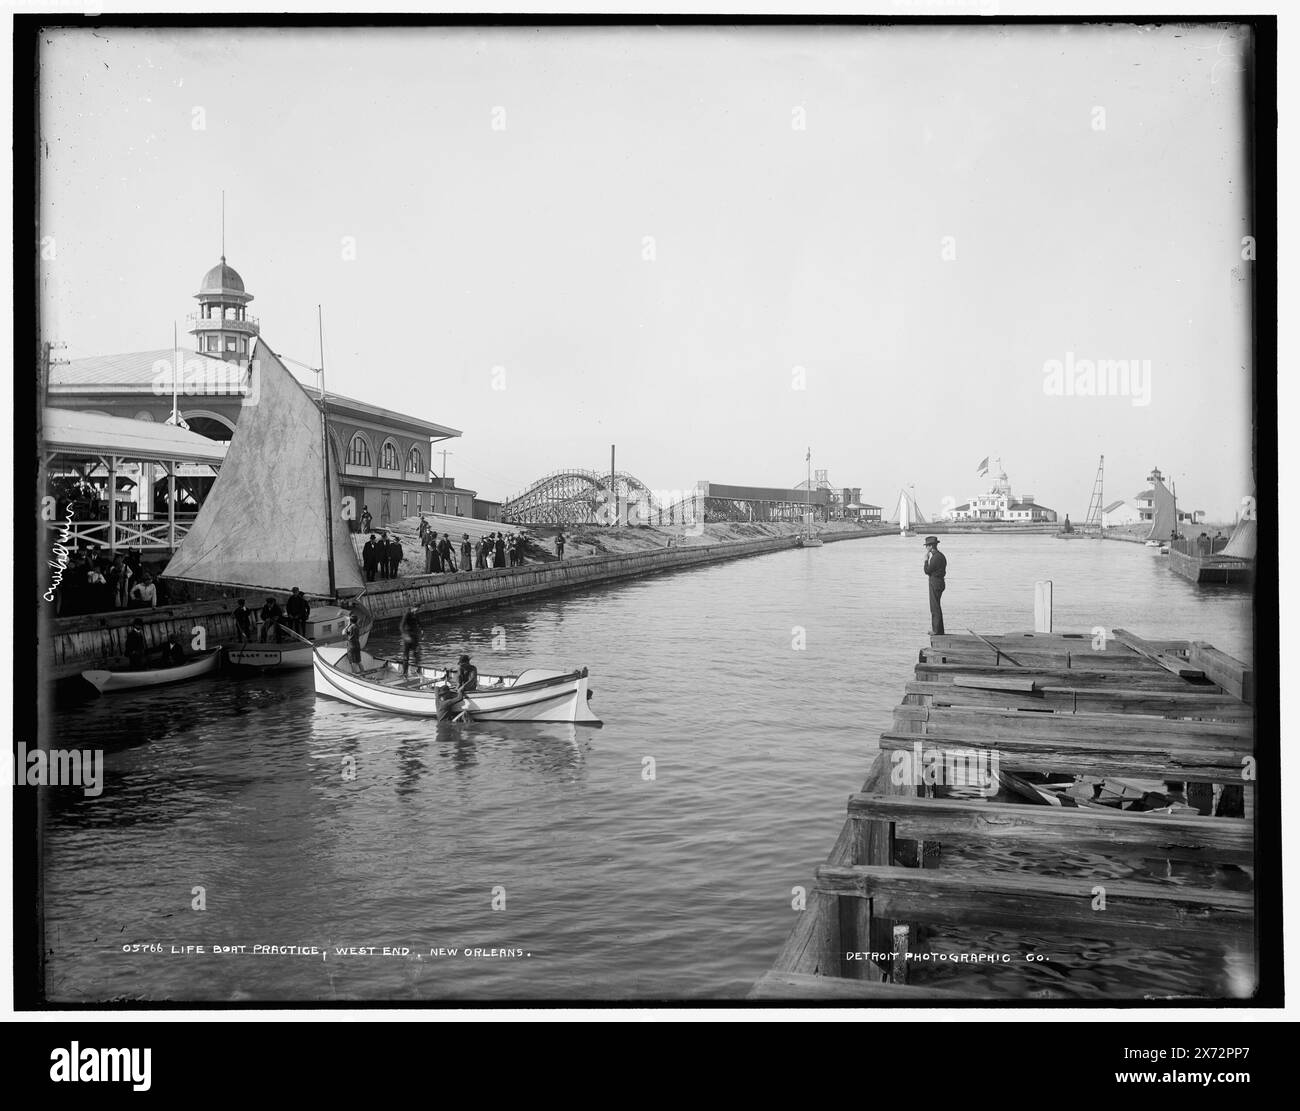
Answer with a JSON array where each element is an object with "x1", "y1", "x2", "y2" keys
[
  {"x1": 162, "y1": 327, "x2": 372, "y2": 669},
  {"x1": 797, "y1": 448, "x2": 823, "y2": 547}
]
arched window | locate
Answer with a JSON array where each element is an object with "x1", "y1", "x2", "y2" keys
[
  {"x1": 348, "y1": 434, "x2": 372, "y2": 467},
  {"x1": 381, "y1": 440, "x2": 399, "y2": 471},
  {"x1": 407, "y1": 446, "x2": 424, "y2": 476}
]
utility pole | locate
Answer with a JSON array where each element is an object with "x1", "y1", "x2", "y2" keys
[{"x1": 317, "y1": 305, "x2": 336, "y2": 599}]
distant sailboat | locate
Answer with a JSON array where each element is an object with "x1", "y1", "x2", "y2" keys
[{"x1": 892, "y1": 487, "x2": 926, "y2": 537}]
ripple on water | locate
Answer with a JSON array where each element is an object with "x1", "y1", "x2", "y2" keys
[{"x1": 42, "y1": 536, "x2": 1254, "y2": 1001}]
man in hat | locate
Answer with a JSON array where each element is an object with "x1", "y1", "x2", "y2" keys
[
  {"x1": 453, "y1": 653, "x2": 478, "y2": 695},
  {"x1": 362, "y1": 534, "x2": 379, "y2": 582},
  {"x1": 259, "y1": 596, "x2": 285, "y2": 642},
  {"x1": 125, "y1": 617, "x2": 147, "y2": 669},
  {"x1": 923, "y1": 536, "x2": 947, "y2": 635},
  {"x1": 232, "y1": 598, "x2": 253, "y2": 644},
  {"x1": 286, "y1": 587, "x2": 311, "y2": 636}
]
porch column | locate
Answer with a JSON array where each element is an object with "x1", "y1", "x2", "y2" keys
[
  {"x1": 108, "y1": 455, "x2": 119, "y2": 554},
  {"x1": 167, "y1": 462, "x2": 177, "y2": 549}
]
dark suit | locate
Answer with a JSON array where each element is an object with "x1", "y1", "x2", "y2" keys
[
  {"x1": 362, "y1": 540, "x2": 378, "y2": 582},
  {"x1": 923, "y1": 548, "x2": 947, "y2": 635}
]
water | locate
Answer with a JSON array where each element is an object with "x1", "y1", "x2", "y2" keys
[{"x1": 40, "y1": 535, "x2": 1254, "y2": 1002}]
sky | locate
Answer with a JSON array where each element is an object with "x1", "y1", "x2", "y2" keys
[{"x1": 38, "y1": 23, "x2": 1258, "y2": 519}]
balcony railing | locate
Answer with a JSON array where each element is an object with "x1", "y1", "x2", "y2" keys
[{"x1": 188, "y1": 312, "x2": 259, "y2": 334}]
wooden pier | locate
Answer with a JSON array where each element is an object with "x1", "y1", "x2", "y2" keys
[{"x1": 752, "y1": 629, "x2": 1256, "y2": 1002}]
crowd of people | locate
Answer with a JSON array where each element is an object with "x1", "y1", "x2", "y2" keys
[
  {"x1": 232, "y1": 587, "x2": 313, "y2": 644},
  {"x1": 361, "y1": 531, "x2": 405, "y2": 582},
  {"x1": 411, "y1": 517, "x2": 533, "y2": 577},
  {"x1": 49, "y1": 547, "x2": 164, "y2": 617}
]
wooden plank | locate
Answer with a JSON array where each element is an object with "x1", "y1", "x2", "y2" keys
[
  {"x1": 917, "y1": 662, "x2": 1199, "y2": 692},
  {"x1": 924, "y1": 647, "x2": 1163, "y2": 672},
  {"x1": 929, "y1": 633, "x2": 1192, "y2": 655},
  {"x1": 1188, "y1": 644, "x2": 1255, "y2": 705},
  {"x1": 748, "y1": 970, "x2": 984, "y2": 1001},
  {"x1": 815, "y1": 865, "x2": 1252, "y2": 943},
  {"x1": 904, "y1": 680, "x2": 1255, "y2": 720},
  {"x1": 894, "y1": 704, "x2": 1253, "y2": 744},
  {"x1": 964, "y1": 629, "x2": 1024, "y2": 666},
  {"x1": 878, "y1": 733, "x2": 1255, "y2": 785},
  {"x1": 952, "y1": 676, "x2": 1039, "y2": 693},
  {"x1": 1112, "y1": 628, "x2": 1207, "y2": 681},
  {"x1": 846, "y1": 794, "x2": 1253, "y2": 865}
]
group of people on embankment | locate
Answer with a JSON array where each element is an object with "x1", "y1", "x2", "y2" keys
[{"x1": 49, "y1": 546, "x2": 164, "y2": 617}]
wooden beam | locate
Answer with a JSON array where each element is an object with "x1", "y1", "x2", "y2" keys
[
  {"x1": 878, "y1": 732, "x2": 1255, "y2": 784},
  {"x1": 846, "y1": 794, "x2": 1253, "y2": 865},
  {"x1": 748, "y1": 970, "x2": 984, "y2": 1001},
  {"x1": 892, "y1": 704, "x2": 1252, "y2": 745},
  {"x1": 918, "y1": 662, "x2": 1199, "y2": 692},
  {"x1": 964, "y1": 628, "x2": 1024, "y2": 666},
  {"x1": 952, "y1": 676, "x2": 1040, "y2": 693},
  {"x1": 904, "y1": 680, "x2": 1255, "y2": 720},
  {"x1": 1188, "y1": 643, "x2": 1254, "y2": 705},
  {"x1": 924, "y1": 647, "x2": 1165, "y2": 672},
  {"x1": 1112, "y1": 628, "x2": 1207, "y2": 681},
  {"x1": 815, "y1": 865, "x2": 1252, "y2": 943}
]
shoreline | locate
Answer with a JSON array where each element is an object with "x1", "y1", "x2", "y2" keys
[{"x1": 42, "y1": 519, "x2": 1095, "y2": 679}]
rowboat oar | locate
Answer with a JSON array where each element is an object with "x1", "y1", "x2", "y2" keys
[
  {"x1": 965, "y1": 627, "x2": 1023, "y2": 667},
  {"x1": 277, "y1": 624, "x2": 315, "y2": 647}
]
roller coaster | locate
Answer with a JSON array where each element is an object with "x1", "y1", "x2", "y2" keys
[{"x1": 502, "y1": 468, "x2": 664, "y2": 526}]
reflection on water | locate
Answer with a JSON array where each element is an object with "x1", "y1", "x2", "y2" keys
[{"x1": 41, "y1": 535, "x2": 1254, "y2": 1001}]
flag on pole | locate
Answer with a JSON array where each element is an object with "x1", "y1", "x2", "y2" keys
[
  {"x1": 977, "y1": 456, "x2": 989, "y2": 476},
  {"x1": 806, "y1": 448, "x2": 811, "y2": 462}
]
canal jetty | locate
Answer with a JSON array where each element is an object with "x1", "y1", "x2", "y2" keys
[{"x1": 752, "y1": 629, "x2": 1256, "y2": 1002}]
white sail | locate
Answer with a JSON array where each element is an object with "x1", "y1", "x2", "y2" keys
[
  {"x1": 898, "y1": 491, "x2": 911, "y2": 531},
  {"x1": 162, "y1": 337, "x2": 364, "y2": 595}
]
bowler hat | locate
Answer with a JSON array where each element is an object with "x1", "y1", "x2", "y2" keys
[{"x1": 924, "y1": 535, "x2": 940, "y2": 546}]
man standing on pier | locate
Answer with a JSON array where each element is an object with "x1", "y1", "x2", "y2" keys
[
  {"x1": 923, "y1": 536, "x2": 947, "y2": 636},
  {"x1": 363, "y1": 535, "x2": 378, "y2": 582}
]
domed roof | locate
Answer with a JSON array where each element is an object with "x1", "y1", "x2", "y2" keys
[{"x1": 198, "y1": 258, "x2": 246, "y2": 294}]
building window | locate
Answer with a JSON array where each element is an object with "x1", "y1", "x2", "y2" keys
[
  {"x1": 348, "y1": 434, "x2": 372, "y2": 467},
  {"x1": 407, "y1": 446, "x2": 423, "y2": 476},
  {"x1": 402, "y1": 492, "x2": 408, "y2": 517},
  {"x1": 238, "y1": 338, "x2": 247, "y2": 354},
  {"x1": 206, "y1": 335, "x2": 219, "y2": 352},
  {"x1": 454, "y1": 495, "x2": 460, "y2": 515},
  {"x1": 381, "y1": 440, "x2": 399, "y2": 471},
  {"x1": 225, "y1": 336, "x2": 237, "y2": 352},
  {"x1": 417, "y1": 494, "x2": 423, "y2": 513}
]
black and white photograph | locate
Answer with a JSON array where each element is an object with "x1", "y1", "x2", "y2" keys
[{"x1": 16, "y1": 7, "x2": 1284, "y2": 1031}]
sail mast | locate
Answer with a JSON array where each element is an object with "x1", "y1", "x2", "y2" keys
[{"x1": 318, "y1": 305, "x2": 337, "y2": 598}]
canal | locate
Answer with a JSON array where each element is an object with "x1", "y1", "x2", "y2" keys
[{"x1": 40, "y1": 534, "x2": 1254, "y2": 1002}]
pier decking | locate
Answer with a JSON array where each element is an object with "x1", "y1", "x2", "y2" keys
[{"x1": 752, "y1": 630, "x2": 1256, "y2": 1002}]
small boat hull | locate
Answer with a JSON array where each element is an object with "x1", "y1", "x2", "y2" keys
[
  {"x1": 226, "y1": 606, "x2": 370, "y2": 669},
  {"x1": 82, "y1": 650, "x2": 222, "y2": 693},
  {"x1": 312, "y1": 646, "x2": 602, "y2": 724}
]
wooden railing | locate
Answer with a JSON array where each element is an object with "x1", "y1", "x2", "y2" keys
[{"x1": 46, "y1": 519, "x2": 193, "y2": 551}]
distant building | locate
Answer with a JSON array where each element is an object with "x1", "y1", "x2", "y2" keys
[
  {"x1": 944, "y1": 460, "x2": 1058, "y2": 523},
  {"x1": 792, "y1": 470, "x2": 877, "y2": 521},
  {"x1": 1101, "y1": 498, "x2": 1143, "y2": 527},
  {"x1": 49, "y1": 253, "x2": 495, "y2": 528},
  {"x1": 697, "y1": 480, "x2": 832, "y2": 523}
]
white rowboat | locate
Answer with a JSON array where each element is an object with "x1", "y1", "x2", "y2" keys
[
  {"x1": 82, "y1": 649, "x2": 222, "y2": 694},
  {"x1": 312, "y1": 646, "x2": 602, "y2": 724}
]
